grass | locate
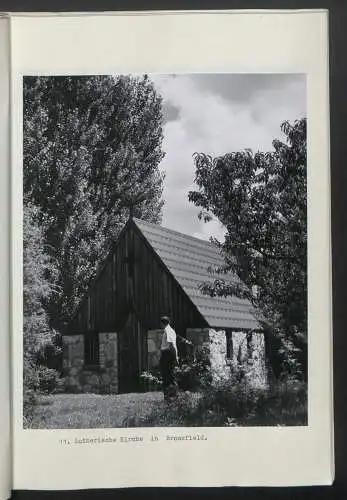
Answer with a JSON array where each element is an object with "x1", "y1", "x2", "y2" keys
[
  {"x1": 27, "y1": 380, "x2": 307, "y2": 429},
  {"x1": 28, "y1": 392, "x2": 164, "y2": 429}
]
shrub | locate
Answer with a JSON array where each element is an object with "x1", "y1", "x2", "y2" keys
[
  {"x1": 198, "y1": 379, "x2": 258, "y2": 423},
  {"x1": 36, "y1": 366, "x2": 61, "y2": 394},
  {"x1": 138, "y1": 376, "x2": 307, "y2": 427},
  {"x1": 174, "y1": 346, "x2": 212, "y2": 391},
  {"x1": 139, "y1": 371, "x2": 162, "y2": 392},
  {"x1": 137, "y1": 391, "x2": 203, "y2": 427},
  {"x1": 23, "y1": 363, "x2": 62, "y2": 427},
  {"x1": 174, "y1": 363, "x2": 198, "y2": 391},
  {"x1": 23, "y1": 356, "x2": 39, "y2": 425},
  {"x1": 199, "y1": 377, "x2": 307, "y2": 426},
  {"x1": 23, "y1": 389, "x2": 37, "y2": 428},
  {"x1": 139, "y1": 345, "x2": 212, "y2": 393},
  {"x1": 249, "y1": 378, "x2": 308, "y2": 426},
  {"x1": 24, "y1": 362, "x2": 60, "y2": 398}
]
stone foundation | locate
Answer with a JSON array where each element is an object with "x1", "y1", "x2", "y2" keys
[
  {"x1": 63, "y1": 327, "x2": 267, "y2": 394},
  {"x1": 147, "y1": 329, "x2": 162, "y2": 371},
  {"x1": 99, "y1": 333, "x2": 119, "y2": 393},
  {"x1": 231, "y1": 331, "x2": 267, "y2": 388},
  {"x1": 186, "y1": 328, "x2": 267, "y2": 388},
  {"x1": 209, "y1": 329, "x2": 232, "y2": 383},
  {"x1": 62, "y1": 335, "x2": 84, "y2": 392},
  {"x1": 62, "y1": 332, "x2": 118, "y2": 394}
]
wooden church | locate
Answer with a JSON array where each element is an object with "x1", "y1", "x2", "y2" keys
[{"x1": 62, "y1": 217, "x2": 267, "y2": 394}]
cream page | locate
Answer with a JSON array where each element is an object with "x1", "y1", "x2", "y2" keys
[{"x1": 10, "y1": 11, "x2": 333, "y2": 491}]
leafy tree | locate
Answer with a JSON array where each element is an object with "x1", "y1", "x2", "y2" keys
[
  {"x1": 189, "y1": 119, "x2": 307, "y2": 378},
  {"x1": 23, "y1": 202, "x2": 60, "y2": 421},
  {"x1": 23, "y1": 75, "x2": 165, "y2": 327},
  {"x1": 23, "y1": 202, "x2": 58, "y2": 357}
]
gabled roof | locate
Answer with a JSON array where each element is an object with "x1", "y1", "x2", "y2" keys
[{"x1": 133, "y1": 218, "x2": 259, "y2": 330}]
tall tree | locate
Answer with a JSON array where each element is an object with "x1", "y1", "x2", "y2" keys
[
  {"x1": 24, "y1": 75, "x2": 165, "y2": 327},
  {"x1": 189, "y1": 119, "x2": 307, "y2": 378}
]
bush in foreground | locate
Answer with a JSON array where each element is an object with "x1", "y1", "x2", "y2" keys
[
  {"x1": 137, "y1": 377, "x2": 307, "y2": 427},
  {"x1": 23, "y1": 361, "x2": 61, "y2": 427}
]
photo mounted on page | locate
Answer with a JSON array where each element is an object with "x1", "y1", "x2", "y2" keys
[{"x1": 22, "y1": 74, "x2": 307, "y2": 429}]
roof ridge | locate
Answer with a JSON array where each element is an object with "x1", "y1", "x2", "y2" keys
[{"x1": 133, "y1": 217, "x2": 222, "y2": 248}]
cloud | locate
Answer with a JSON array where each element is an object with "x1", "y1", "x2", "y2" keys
[
  {"x1": 151, "y1": 73, "x2": 306, "y2": 242},
  {"x1": 162, "y1": 101, "x2": 180, "y2": 124},
  {"x1": 192, "y1": 73, "x2": 305, "y2": 106}
]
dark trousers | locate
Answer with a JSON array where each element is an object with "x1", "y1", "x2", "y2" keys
[{"x1": 160, "y1": 349, "x2": 177, "y2": 399}]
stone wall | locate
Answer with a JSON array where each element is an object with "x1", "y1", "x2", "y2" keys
[
  {"x1": 186, "y1": 328, "x2": 267, "y2": 388},
  {"x1": 99, "y1": 333, "x2": 119, "y2": 393},
  {"x1": 232, "y1": 331, "x2": 267, "y2": 388},
  {"x1": 62, "y1": 335, "x2": 84, "y2": 392},
  {"x1": 209, "y1": 329, "x2": 232, "y2": 383},
  {"x1": 62, "y1": 333, "x2": 119, "y2": 394},
  {"x1": 147, "y1": 329, "x2": 162, "y2": 371},
  {"x1": 63, "y1": 328, "x2": 267, "y2": 393},
  {"x1": 186, "y1": 328, "x2": 231, "y2": 383}
]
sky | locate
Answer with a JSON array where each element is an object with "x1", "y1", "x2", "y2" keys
[{"x1": 150, "y1": 73, "x2": 306, "y2": 242}]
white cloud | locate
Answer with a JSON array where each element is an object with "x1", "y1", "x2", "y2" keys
[{"x1": 151, "y1": 74, "x2": 306, "y2": 242}]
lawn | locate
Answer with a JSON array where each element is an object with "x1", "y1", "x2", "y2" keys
[
  {"x1": 29, "y1": 392, "x2": 164, "y2": 429},
  {"x1": 27, "y1": 381, "x2": 307, "y2": 429}
]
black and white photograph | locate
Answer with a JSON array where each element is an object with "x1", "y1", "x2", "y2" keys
[{"x1": 23, "y1": 73, "x2": 307, "y2": 429}]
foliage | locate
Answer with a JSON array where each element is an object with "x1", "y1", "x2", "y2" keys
[
  {"x1": 140, "y1": 345, "x2": 212, "y2": 393},
  {"x1": 138, "y1": 391, "x2": 203, "y2": 427},
  {"x1": 23, "y1": 388, "x2": 36, "y2": 428},
  {"x1": 139, "y1": 371, "x2": 162, "y2": 391},
  {"x1": 23, "y1": 202, "x2": 61, "y2": 421},
  {"x1": 139, "y1": 378, "x2": 307, "y2": 427},
  {"x1": 24, "y1": 75, "x2": 165, "y2": 327},
  {"x1": 174, "y1": 346, "x2": 212, "y2": 391},
  {"x1": 23, "y1": 203, "x2": 62, "y2": 421},
  {"x1": 197, "y1": 377, "x2": 307, "y2": 427},
  {"x1": 188, "y1": 118, "x2": 307, "y2": 377},
  {"x1": 35, "y1": 366, "x2": 62, "y2": 394},
  {"x1": 23, "y1": 203, "x2": 58, "y2": 351}
]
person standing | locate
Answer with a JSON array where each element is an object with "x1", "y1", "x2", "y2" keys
[{"x1": 159, "y1": 316, "x2": 178, "y2": 401}]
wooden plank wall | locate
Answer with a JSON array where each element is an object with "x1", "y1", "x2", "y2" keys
[{"x1": 68, "y1": 221, "x2": 207, "y2": 338}]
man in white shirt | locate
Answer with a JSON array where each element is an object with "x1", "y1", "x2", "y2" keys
[{"x1": 159, "y1": 316, "x2": 178, "y2": 400}]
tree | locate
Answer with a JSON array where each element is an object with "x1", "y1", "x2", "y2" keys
[
  {"x1": 23, "y1": 75, "x2": 165, "y2": 327},
  {"x1": 189, "y1": 119, "x2": 307, "y2": 378},
  {"x1": 23, "y1": 203, "x2": 58, "y2": 357},
  {"x1": 23, "y1": 202, "x2": 60, "y2": 419}
]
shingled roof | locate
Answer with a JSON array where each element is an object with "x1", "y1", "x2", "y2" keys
[{"x1": 133, "y1": 218, "x2": 259, "y2": 330}]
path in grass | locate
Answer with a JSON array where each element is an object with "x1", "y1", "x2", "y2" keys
[{"x1": 30, "y1": 392, "x2": 164, "y2": 429}]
